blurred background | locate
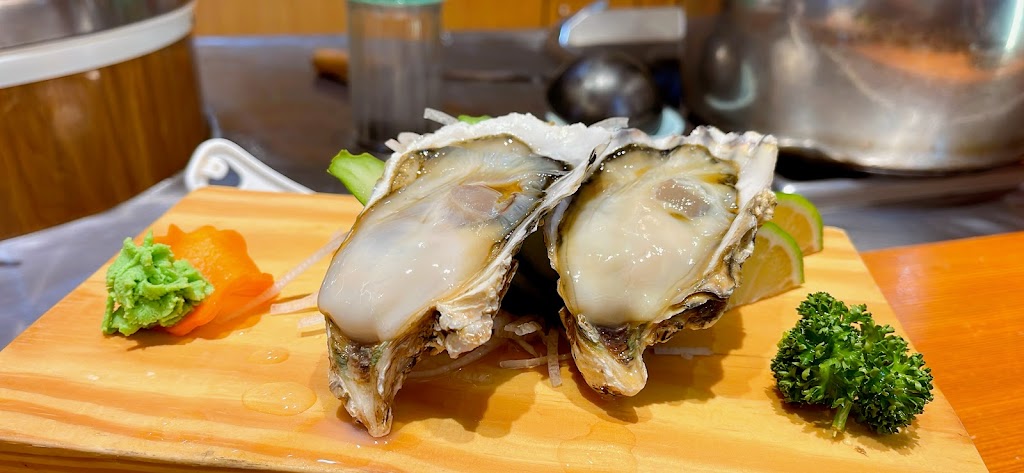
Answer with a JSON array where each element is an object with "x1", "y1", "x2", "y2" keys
[
  {"x1": 2, "y1": 0, "x2": 1023, "y2": 349},
  {"x1": 191, "y1": 0, "x2": 717, "y2": 33}
]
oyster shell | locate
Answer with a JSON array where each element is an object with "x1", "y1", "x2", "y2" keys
[
  {"x1": 544, "y1": 126, "x2": 777, "y2": 396},
  {"x1": 317, "y1": 114, "x2": 612, "y2": 436}
]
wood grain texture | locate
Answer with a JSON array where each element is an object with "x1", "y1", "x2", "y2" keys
[
  {"x1": 863, "y1": 232, "x2": 1024, "y2": 473},
  {"x1": 442, "y1": 0, "x2": 546, "y2": 30},
  {"x1": 0, "y1": 38, "x2": 208, "y2": 239},
  {"x1": 191, "y1": 0, "x2": 694, "y2": 35},
  {"x1": 194, "y1": 0, "x2": 350, "y2": 35},
  {"x1": 0, "y1": 187, "x2": 985, "y2": 472},
  {"x1": 544, "y1": 0, "x2": 721, "y2": 25},
  {"x1": 546, "y1": 0, "x2": 639, "y2": 25}
]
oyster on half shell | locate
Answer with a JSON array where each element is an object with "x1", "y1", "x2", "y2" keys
[
  {"x1": 544, "y1": 127, "x2": 777, "y2": 396},
  {"x1": 317, "y1": 114, "x2": 612, "y2": 436}
]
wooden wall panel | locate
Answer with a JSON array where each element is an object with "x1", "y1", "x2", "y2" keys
[
  {"x1": 545, "y1": 0, "x2": 637, "y2": 26},
  {"x1": 680, "y1": 0, "x2": 723, "y2": 16},
  {"x1": 192, "y1": 0, "x2": 713, "y2": 35},
  {"x1": 443, "y1": 0, "x2": 546, "y2": 30},
  {"x1": 194, "y1": 0, "x2": 349, "y2": 35}
]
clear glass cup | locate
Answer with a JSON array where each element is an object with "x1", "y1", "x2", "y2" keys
[{"x1": 347, "y1": 0, "x2": 443, "y2": 152}]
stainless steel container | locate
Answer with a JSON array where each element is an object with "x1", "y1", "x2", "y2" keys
[
  {"x1": 685, "y1": 0, "x2": 1024, "y2": 173},
  {"x1": 0, "y1": 0, "x2": 207, "y2": 239}
]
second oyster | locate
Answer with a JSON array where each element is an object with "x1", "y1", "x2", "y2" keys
[{"x1": 545, "y1": 127, "x2": 777, "y2": 396}]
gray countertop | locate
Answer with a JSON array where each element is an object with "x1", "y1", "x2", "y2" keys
[
  {"x1": 2, "y1": 32, "x2": 1022, "y2": 349},
  {"x1": 197, "y1": 33, "x2": 557, "y2": 192}
]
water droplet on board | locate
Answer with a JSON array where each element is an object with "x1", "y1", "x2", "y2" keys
[
  {"x1": 242, "y1": 382, "x2": 316, "y2": 416},
  {"x1": 247, "y1": 347, "x2": 291, "y2": 364}
]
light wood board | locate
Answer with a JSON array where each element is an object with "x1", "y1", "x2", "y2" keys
[{"x1": 0, "y1": 187, "x2": 986, "y2": 472}]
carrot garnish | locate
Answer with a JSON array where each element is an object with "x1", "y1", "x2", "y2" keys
[{"x1": 154, "y1": 225, "x2": 274, "y2": 335}]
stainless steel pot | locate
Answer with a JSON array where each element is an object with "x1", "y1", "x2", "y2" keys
[
  {"x1": 0, "y1": 0, "x2": 207, "y2": 239},
  {"x1": 685, "y1": 0, "x2": 1024, "y2": 174},
  {"x1": 0, "y1": 0, "x2": 189, "y2": 50}
]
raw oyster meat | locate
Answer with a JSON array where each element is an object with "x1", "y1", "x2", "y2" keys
[
  {"x1": 317, "y1": 113, "x2": 612, "y2": 436},
  {"x1": 544, "y1": 127, "x2": 777, "y2": 396}
]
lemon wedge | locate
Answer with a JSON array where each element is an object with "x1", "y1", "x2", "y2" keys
[{"x1": 730, "y1": 221, "x2": 805, "y2": 307}]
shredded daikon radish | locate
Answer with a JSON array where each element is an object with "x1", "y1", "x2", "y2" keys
[
  {"x1": 510, "y1": 337, "x2": 539, "y2": 357},
  {"x1": 297, "y1": 314, "x2": 326, "y2": 333},
  {"x1": 220, "y1": 230, "x2": 348, "y2": 324},
  {"x1": 386, "y1": 130, "x2": 423, "y2": 152},
  {"x1": 407, "y1": 336, "x2": 503, "y2": 380},
  {"x1": 505, "y1": 319, "x2": 542, "y2": 337},
  {"x1": 652, "y1": 346, "x2": 714, "y2": 359},
  {"x1": 503, "y1": 316, "x2": 534, "y2": 327},
  {"x1": 517, "y1": 322, "x2": 542, "y2": 336},
  {"x1": 270, "y1": 291, "x2": 319, "y2": 315},
  {"x1": 503, "y1": 318, "x2": 526, "y2": 332},
  {"x1": 546, "y1": 329, "x2": 561, "y2": 387},
  {"x1": 423, "y1": 108, "x2": 458, "y2": 125},
  {"x1": 499, "y1": 354, "x2": 571, "y2": 370}
]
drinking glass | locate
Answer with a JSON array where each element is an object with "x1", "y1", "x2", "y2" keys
[{"x1": 347, "y1": 0, "x2": 443, "y2": 151}]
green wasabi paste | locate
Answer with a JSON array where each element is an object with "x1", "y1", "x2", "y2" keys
[{"x1": 101, "y1": 232, "x2": 213, "y2": 336}]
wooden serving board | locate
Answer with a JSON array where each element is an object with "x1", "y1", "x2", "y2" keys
[{"x1": 0, "y1": 187, "x2": 986, "y2": 472}]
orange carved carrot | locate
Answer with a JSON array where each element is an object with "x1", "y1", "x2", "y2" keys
[{"x1": 155, "y1": 225, "x2": 274, "y2": 336}]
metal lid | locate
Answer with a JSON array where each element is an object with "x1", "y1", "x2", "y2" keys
[
  {"x1": 0, "y1": 0, "x2": 191, "y2": 51},
  {"x1": 0, "y1": 1, "x2": 194, "y2": 88}
]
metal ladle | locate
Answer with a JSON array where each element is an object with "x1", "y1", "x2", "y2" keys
[{"x1": 546, "y1": 53, "x2": 662, "y2": 131}]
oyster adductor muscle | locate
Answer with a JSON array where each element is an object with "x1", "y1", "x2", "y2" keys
[
  {"x1": 317, "y1": 114, "x2": 613, "y2": 436},
  {"x1": 544, "y1": 127, "x2": 778, "y2": 397}
]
